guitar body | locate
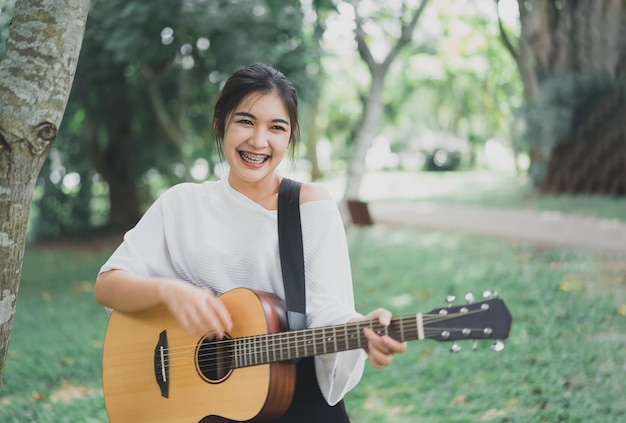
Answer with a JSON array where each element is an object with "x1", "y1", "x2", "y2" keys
[{"x1": 102, "y1": 288, "x2": 295, "y2": 423}]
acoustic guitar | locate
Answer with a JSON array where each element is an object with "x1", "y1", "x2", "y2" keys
[{"x1": 102, "y1": 287, "x2": 512, "y2": 422}]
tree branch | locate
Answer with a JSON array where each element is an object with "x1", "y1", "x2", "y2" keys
[
  {"x1": 383, "y1": 0, "x2": 429, "y2": 68},
  {"x1": 496, "y1": 0, "x2": 520, "y2": 65}
]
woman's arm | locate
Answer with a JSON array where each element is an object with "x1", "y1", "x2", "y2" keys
[{"x1": 95, "y1": 269, "x2": 232, "y2": 339}]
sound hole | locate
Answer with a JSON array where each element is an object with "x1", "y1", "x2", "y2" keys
[{"x1": 195, "y1": 335, "x2": 233, "y2": 383}]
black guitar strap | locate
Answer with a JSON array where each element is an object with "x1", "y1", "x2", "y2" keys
[
  {"x1": 275, "y1": 178, "x2": 352, "y2": 423},
  {"x1": 277, "y1": 177, "x2": 306, "y2": 331}
]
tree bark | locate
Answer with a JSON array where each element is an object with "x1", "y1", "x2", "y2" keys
[
  {"x1": 499, "y1": 0, "x2": 626, "y2": 191},
  {"x1": 0, "y1": 0, "x2": 89, "y2": 389}
]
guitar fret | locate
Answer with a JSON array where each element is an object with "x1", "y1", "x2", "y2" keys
[
  {"x1": 304, "y1": 331, "x2": 310, "y2": 357},
  {"x1": 332, "y1": 326, "x2": 338, "y2": 352},
  {"x1": 301, "y1": 331, "x2": 307, "y2": 357},
  {"x1": 286, "y1": 333, "x2": 293, "y2": 361},
  {"x1": 241, "y1": 338, "x2": 245, "y2": 367},
  {"x1": 271, "y1": 334, "x2": 276, "y2": 363}
]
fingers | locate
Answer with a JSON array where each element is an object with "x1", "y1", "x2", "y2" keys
[
  {"x1": 195, "y1": 295, "x2": 233, "y2": 338},
  {"x1": 162, "y1": 281, "x2": 233, "y2": 339},
  {"x1": 361, "y1": 308, "x2": 408, "y2": 369}
]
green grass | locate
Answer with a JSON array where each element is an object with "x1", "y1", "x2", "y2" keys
[
  {"x1": 2, "y1": 171, "x2": 625, "y2": 422},
  {"x1": 345, "y1": 226, "x2": 626, "y2": 422},
  {"x1": 0, "y1": 244, "x2": 114, "y2": 423},
  {"x1": 356, "y1": 170, "x2": 626, "y2": 223}
]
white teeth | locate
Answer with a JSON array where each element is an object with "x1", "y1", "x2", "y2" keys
[{"x1": 239, "y1": 151, "x2": 268, "y2": 164}]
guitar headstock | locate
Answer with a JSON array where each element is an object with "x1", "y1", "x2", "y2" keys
[{"x1": 424, "y1": 291, "x2": 512, "y2": 351}]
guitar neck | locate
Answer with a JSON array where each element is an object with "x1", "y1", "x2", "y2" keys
[
  {"x1": 221, "y1": 296, "x2": 511, "y2": 369},
  {"x1": 226, "y1": 315, "x2": 420, "y2": 369}
]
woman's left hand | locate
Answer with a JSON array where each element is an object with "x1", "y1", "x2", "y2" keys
[{"x1": 351, "y1": 309, "x2": 407, "y2": 369}]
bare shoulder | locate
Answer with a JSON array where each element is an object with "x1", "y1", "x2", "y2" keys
[{"x1": 299, "y1": 182, "x2": 334, "y2": 204}]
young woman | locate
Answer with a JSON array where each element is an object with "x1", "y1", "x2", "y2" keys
[{"x1": 95, "y1": 63, "x2": 406, "y2": 422}]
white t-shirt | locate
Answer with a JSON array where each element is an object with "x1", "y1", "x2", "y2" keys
[{"x1": 99, "y1": 178, "x2": 366, "y2": 405}]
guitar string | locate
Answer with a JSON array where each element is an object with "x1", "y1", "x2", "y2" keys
[
  {"x1": 158, "y1": 311, "x2": 492, "y2": 374},
  {"x1": 165, "y1": 325, "x2": 493, "y2": 376},
  {"x1": 158, "y1": 327, "x2": 488, "y2": 379},
  {"x1": 160, "y1": 312, "x2": 456, "y2": 360},
  {"x1": 161, "y1": 308, "x2": 478, "y2": 352},
  {"x1": 161, "y1": 310, "x2": 486, "y2": 365}
]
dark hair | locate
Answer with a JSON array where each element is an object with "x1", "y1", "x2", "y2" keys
[{"x1": 212, "y1": 63, "x2": 300, "y2": 158}]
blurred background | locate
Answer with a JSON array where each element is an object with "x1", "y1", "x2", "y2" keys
[
  {"x1": 2, "y1": 1, "x2": 626, "y2": 422},
  {"x1": 2, "y1": 0, "x2": 622, "y2": 242}
]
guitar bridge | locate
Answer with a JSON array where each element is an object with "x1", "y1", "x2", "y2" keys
[{"x1": 154, "y1": 330, "x2": 169, "y2": 398}]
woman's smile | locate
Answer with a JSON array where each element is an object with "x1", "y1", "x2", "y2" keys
[
  {"x1": 238, "y1": 150, "x2": 271, "y2": 166},
  {"x1": 223, "y1": 91, "x2": 291, "y2": 190}
]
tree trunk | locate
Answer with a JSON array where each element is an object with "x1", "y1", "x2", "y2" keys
[
  {"x1": 343, "y1": 0, "x2": 429, "y2": 202},
  {"x1": 87, "y1": 118, "x2": 143, "y2": 232},
  {"x1": 500, "y1": 0, "x2": 625, "y2": 190},
  {"x1": 344, "y1": 74, "x2": 385, "y2": 199},
  {"x1": 0, "y1": 0, "x2": 89, "y2": 389},
  {"x1": 541, "y1": 85, "x2": 626, "y2": 195}
]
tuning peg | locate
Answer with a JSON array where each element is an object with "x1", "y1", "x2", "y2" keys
[
  {"x1": 483, "y1": 290, "x2": 498, "y2": 299},
  {"x1": 445, "y1": 295, "x2": 456, "y2": 308},
  {"x1": 491, "y1": 340, "x2": 505, "y2": 352},
  {"x1": 464, "y1": 293, "x2": 475, "y2": 304},
  {"x1": 450, "y1": 343, "x2": 461, "y2": 353},
  {"x1": 472, "y1": 340, "x2": 478, "y2": 351}
]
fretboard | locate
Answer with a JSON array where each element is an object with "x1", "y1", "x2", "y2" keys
[{"x1": 225, "y1": 315, "x2": 424, "y2": 369}]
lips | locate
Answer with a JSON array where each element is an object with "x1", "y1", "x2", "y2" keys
[{"x1": 238, "y1": 150, "x2": 270, "y2": 165}]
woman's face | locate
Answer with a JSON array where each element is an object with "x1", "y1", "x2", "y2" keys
[{"x1": 223, "y1": 91, "x2": 291, "y2": 189}]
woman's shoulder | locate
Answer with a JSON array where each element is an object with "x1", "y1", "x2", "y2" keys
[
  {"x1": 158, "y1": 180, "x2": 223, "y2": 205},
  {"x1": 164, "y1": 180, "x2": 220, "y2": 195},
  {"x1": 299, "y1": 181, "x2": 334, "y2": 204}
]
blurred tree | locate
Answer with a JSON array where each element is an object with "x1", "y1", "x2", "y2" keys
[
  {"x1": 499, "y1": 0, "x2": 626, "y2": 194},
  {"x1": 33, "y1": 0, "x2": 322, "y2": 237},
  {"x1": 0, "y1": 0, "x2": 89, "y2": 389},
  {"x1": 343, "y1": 0, "x2": 429, "y2": 201}
]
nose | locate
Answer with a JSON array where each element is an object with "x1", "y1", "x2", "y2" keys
[{"x1": 249, "y1": 127, "x2": 269, "y2": 149}]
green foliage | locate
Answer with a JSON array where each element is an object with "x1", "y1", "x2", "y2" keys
[{"x1": 31, "y1": 0, "x2": 321, "y2": 240}]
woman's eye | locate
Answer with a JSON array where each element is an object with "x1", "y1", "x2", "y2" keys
[
  {"x1": 272, "y1": 125, "x2": 287, "y2": 132},
  {"x1": 237, "y1": 119, "x2": 253, "y2": 125}
]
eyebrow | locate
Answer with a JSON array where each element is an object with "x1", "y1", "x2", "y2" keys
[{"x1": 234, "y1": 111, "x2": 290, "y2": 126}]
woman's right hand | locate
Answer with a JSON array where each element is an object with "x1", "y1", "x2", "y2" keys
[
  {"x1": 95, "y1": 270, "x2": 232, "y2": 339},
  {"x1": 159, "y1": 279, "x2": 233, "y2": 339}
]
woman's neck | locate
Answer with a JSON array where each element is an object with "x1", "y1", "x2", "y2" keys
[{"x1": 227, "y1": 173, "x2": 282, "y2": 210}]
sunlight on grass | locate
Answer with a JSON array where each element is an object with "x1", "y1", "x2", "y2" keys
[
  {"x1": 346, "y1": 225, "x2": 626, "y2": 423},
  {"x1": 328, "y1": 170, "x2": 626, "y2": 223},
  {"x1": 2, "y1": 222, "x2": 625, "y2": 422}
]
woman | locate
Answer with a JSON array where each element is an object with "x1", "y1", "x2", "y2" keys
[{"x1": 95, "y1": 63, "x2": 406, "y2": 422}]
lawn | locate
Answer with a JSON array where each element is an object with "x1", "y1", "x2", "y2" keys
[
  {"x1": 1, "y1": 170, "x2": 625, "y2": 422},
  {"x1": 346, "y1": 170, "x2": 626, "y2": 223}
]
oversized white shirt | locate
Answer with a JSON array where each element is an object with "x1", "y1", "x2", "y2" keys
[{"x1": 99, "y1": 178, "x2": 366, "y2": 405}]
